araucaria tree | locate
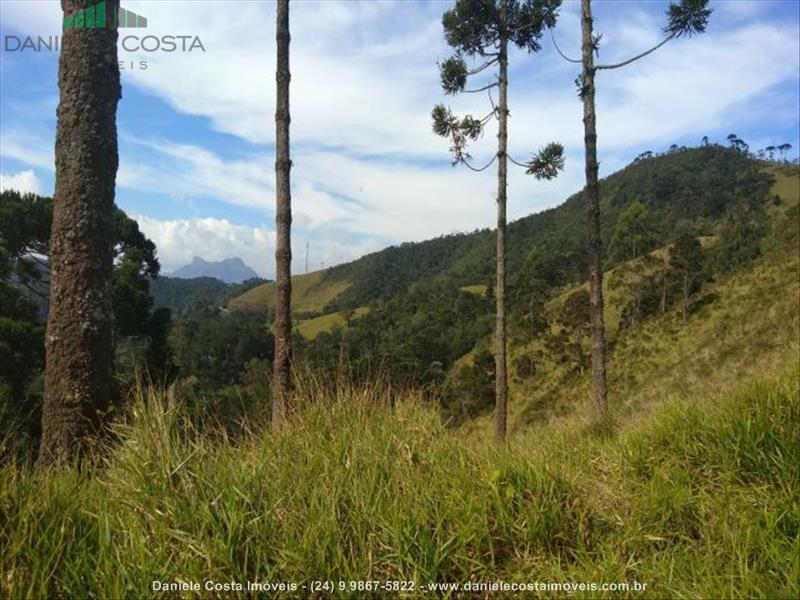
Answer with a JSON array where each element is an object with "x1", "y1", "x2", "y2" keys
[
  {"x1": 432, "y1": 0, "x2": 564, "y2": 444},
  {"x1": 40, "y1": 0, "x2": 122, "y2": 464},
  {"x1": 553, "y1": 0, "x2": 711, "y2": 417},
  {"x1": 272, "y1": 0, "x2": 293, "y2": 429}
]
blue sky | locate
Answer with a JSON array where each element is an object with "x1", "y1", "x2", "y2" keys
[{"x1": 1, "y1": 0, "x2": 798, "y2": 277}]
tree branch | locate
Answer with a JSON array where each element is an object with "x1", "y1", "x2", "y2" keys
[
  {"x1": 507, "y1": 154, "x2": 529, "y2": 168},
  {"x1": 463, "y1": 81, "x2": 499, "y2": 94},
  {"x1": 596, "y1": 32, "x2": 675, "y2": 70},
  {"x1": 550, "y1": 30, "x2": 582, "y2": 64},
  {"x1": 488, "y1": 88, "x2": 498, "y2": 112},
  {"x1": 480, "y1": 108, "x2": 497, "y2": 125},
  {"x1": 462, "y1": 154, "x2": 498, "y2": 172},
  {"x1": 23, "y1": 252, "x2": 50, "y2": 272},
  {"x1": 467, "y1": 57, "x2": 499, "y2": 75}
]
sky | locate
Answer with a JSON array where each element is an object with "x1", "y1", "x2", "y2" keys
[{"x1": 0, "y1": 0, "x2": 798, "y2": 278}]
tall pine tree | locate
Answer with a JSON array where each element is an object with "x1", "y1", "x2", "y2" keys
[
  {"x1": 553, "y1": 0, "x2": 711, "y2": 417},
  {"x1": 432, "y1": 0, "x2": 564, "y2": 443},
  {"x1": 272, "y1": 0, "x2": 293, "y2": 429}
]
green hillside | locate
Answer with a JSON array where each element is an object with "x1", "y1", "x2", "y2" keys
[
  {"x1": 310, "y1": 146, "x2": 770, "y2": 312},
  {"x1": 227, "y1": 147, "x2": 789, "y2": 404},
  {"x1": 228, "y1": 269, "x2": 351, "y2": 317},
  {"x1": 229, "y1": 146, "x2": 776, "y2": 323},
  {"x1": 149, "y1": 276, "x2": 266, "y2": 317},
  {"x1": 3, "y1": 147, "x2": 798, "y2": 600},
  {"x1": 504, "y1": 247, "x2": 799, "y2": 431}
]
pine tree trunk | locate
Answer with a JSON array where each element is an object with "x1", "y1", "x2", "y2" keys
[
  {"x1": 40, "y1": 0, "x2": 121, "y2": 465},
  {"x1": 581, "y1": 0, "x2": 609, "y2": 417},
  {"x1": 682, "y1": 275, "x2": 689, "y2": 321},
  {"x1": 272, "y1": 0, "x2": 292, "y2": 429},
  {"x1": 494, "y1": 0, "x2": 509, "y2": 445}
]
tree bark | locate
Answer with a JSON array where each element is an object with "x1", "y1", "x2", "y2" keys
[
  {"x1": 494, "y1": 0, "x2": 509, "y2": 445},
  {"x1": 40, "y1": 0, "x2": 121, "y2": 465},
  {"x1": 581, "y1": 0, "x2": 609, "y2": 417},
  {"x1": 272, "y1": 0, "x2": 292, "y2": 429}
]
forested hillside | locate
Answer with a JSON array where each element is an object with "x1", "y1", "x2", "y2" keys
[
  {"x1": 232, "y1": 144, "x2": 774, "y2": 319},
  {"x1": 302, "y1": 145, "x2": 772, "y2": 310},
  {"x1": 150, "y1": 276, "x2": 266, "y2": 317},
  {"x1": 216, "y1": 146, "x2": 796, "y2": 425}
]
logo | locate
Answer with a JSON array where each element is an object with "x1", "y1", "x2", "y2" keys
[
  {"x1": 63, "y1": 1, "x2": 148, "y2": 30},
  {"x1": 2, "y1": 1, "x2": 205, "y2": 68}
]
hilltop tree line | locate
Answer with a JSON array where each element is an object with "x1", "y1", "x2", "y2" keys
[{"x1": 635, "y1": 135, "x2": 796, "y2": 165}]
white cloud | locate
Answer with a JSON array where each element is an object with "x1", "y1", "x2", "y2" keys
[
  {"x1": 0, "y1": 169, "x2": 42, "y2": 194},
  {"x1": 0, "y1": 129, "x2": 54, "y2": 173},
  {"x1": 135, "y1": 213, "x2": 381, "y2": 279},
  {"x1": 121, "y1": 136, "x2": 274, "y2": 211},
  {"x1": 134, "y1": 214, "x2": 274, "y2": 277}
]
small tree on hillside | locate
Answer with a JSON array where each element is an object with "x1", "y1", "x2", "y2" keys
[
  {"x1": 555, "y1": 288, "x2": 590, "y2": 373},
  {"x1": 778, "y1": 143, "x2": 792, "y2": 163},
  {"x1": 551, "y1": 0, "x2": 711, "y2": 418},
  {"x1": 608, "y1": 200, "x2": 652, "y2": 263},
  {"x1": 608, "y1": 254, "x2": 662, "y2": 329},
  {"x1": 668, "y1": 233, "x2": 705, "y2": 321},
  {"x1": 432, "y1": 0, "x2": 565, "y2": 444},
  {"x1": 716, "y1": 201, "x2": 767, "y2": 272}
]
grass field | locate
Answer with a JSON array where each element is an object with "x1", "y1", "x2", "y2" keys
[
  {"x1": 296, "y1": 306, "x2": 370, "y2": 339},
  {"x1": 1, "y1": 362, "x2": 796, "y2": 598},
  {"x1": 460, "y1": 284, "x2": 488, "y2": 296},
  {"x1": 768, "y1": 164, "x2": 800, "y2": 205},
  {"x1": 228, "y1": 270, "x2": 351, "y2": 316},
  {"x1": 3, "y1": 168, "x2": 794, "y2": 599},
  {"x1": 502, "y1": 167, "x2": 800, "y2": 431}
]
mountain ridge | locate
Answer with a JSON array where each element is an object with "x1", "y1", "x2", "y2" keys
[
  {"x1": 171, "y1": 256, "x2": 259, "y2": 284},
  {"x1": 231, "y1": 145, "x2": 780, "y2": 316}
]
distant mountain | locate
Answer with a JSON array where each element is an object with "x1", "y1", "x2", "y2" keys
[{"x1": 171, "y1": 257, "x2": 259, "y2": 284}]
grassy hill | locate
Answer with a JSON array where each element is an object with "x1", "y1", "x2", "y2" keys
[
  {"x1": 479, "y1": 164, "x2": 799, "y2": 431},
  {"x1": 228, "y1": 269, "x2": 351, "y2": 317},
  {"x1": 503, "y1": 247, "x2": 800, "y2": 430}
]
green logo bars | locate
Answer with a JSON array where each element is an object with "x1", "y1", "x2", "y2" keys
[{"x1": 63, "y1": 1, "x2": 148, "y2": 30}]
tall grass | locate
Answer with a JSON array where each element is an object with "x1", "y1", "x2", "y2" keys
[{"x1": 1, "y1": 366, "x2": 797, "y2": 598}]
